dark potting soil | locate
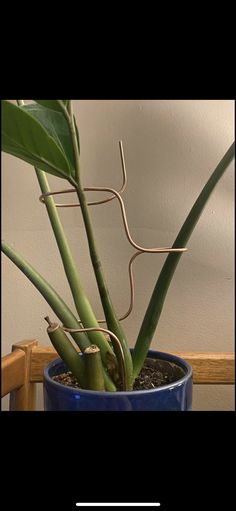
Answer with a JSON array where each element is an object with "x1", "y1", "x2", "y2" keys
[{"x1": 52, "y1": 357, "x2": 186, "y2": 391}]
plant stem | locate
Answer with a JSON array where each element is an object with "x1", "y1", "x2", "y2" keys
[
  {"x1": 2, "y1": 241, "x2": 117, "y2": 391},
  {"x1": 35, "y1": 169, "x2": 115, "y2": 363},
  {"x1": 45, "y1": 317, "x2": 86, "y2": 386},
  {"x1": 84, "y1": 345, "x2": 105, "y2": 390},
  {"x1": 67, "y1": 103, "x2": 133, "y2": 389},
  {"x1": 68, "y1": 101, "x2": 81, "y2": 183},
  {"x1": 1, "y1": 240, "x2": 90, "y2": 350},
  {"x1": 132, "y1": 142, "x2": 235, "y2": 379},
  {"x1": 16, "y1": 99, "x2": 115, "y2": 368},
  {"x1": 74, "y1": 184, "x2": 133, "y2": 390}
]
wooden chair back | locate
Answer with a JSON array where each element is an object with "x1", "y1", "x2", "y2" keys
[{"x1": 1, "y1": 340, "x2": 235, "y2": 410}]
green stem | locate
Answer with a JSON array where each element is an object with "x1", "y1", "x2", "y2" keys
[
  {"x1": 2, "y1": 240, "x2": 90, "y2": 350},
  {"x1": 68, "y1": 101, "x2": 80, "y2": 183},
  {"x1": 45, "y1": 317, "x2": 86, "y2": 386},
  {"x1": 132, "y1": 142, "x2": 235, "y2": 379},
  {"x1": 35, "y1": 169, "x2": 115, "y2": 363},
  {"x1": 17, "y1": 99, "x2": 112, "y2": 360},
  {"x1": 84, "y1": 345, "x2": 105, "y2": 391},
  {"x1": 2, "y1": 241, "x2": 117, "y2": 391},
  {"x1": 67, "y1": 103, "x2": 133, "y2": 389},
  {"x1": 74, "y1": 184, "x2": 133, "y2": 390}
]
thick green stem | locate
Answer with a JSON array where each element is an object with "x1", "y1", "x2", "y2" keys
[
  {"x1": 132, "y1": 142, "x2": 235, "y2": 379},
  {"x1": 84, "y1": 345, "x2": 105, "y2": 391},
  {"x1": 2, "y1": 240, "x2": 90, "y2": 350},
  {"x1": 68, "y1": 101, "x2": 81, "y2": 183},
  {"x1": 74, "y1": 185, "x2": 133, "y2": 390},
  {"x1": 35, "y1": 169, "x2": 115, "y2": 362},
  {"x1": 17, "y1": 99, "x2": 112, "y2": 360},
  {"x1": 2, "y1": 241, "x2": 117, "y2": 391},
  {"x1": 45, "y1": 317, "x2": 86, "y2": 386},
  {"x1": 67, "y1": 104, "x2": 133, "y2": 390}
]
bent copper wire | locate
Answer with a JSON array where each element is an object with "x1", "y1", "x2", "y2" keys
[
  {"x1": 39, "y1": 141, "x2": 127, "y2": 208},
  {"x1": 40, "y1": 183, "x2": 187, "y2": 253},
  {"x1": 39, "y1": 141, "x2": 187, "y2": 323},
  {"x1": 62, "y1": 325, "x2": 126, "y2": 390},
  {"x1": 96, "y1": 251, "x2": 141, "y2": 324},
  {"x1": 39, "y1": 165, "x2": 186, "y2": 255},
  {"x1": 85, "y1": 184, "x2": 187, "y2": 254},
  {"x1": 112, "y1": 250, "x2": 141, "y2": 322},
  {"x1": 97, "y1": 250, "x2": 162, "y2": 324}
]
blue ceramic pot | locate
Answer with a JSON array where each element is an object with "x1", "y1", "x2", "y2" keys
[{"x1": 43, "y1": 350, "x2": 192, "y2": 411}]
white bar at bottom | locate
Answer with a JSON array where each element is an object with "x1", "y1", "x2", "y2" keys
[{"x1": 76, "y1": 504, "x2": 161, "y2": 507}]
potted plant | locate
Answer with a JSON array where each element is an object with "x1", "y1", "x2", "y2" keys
[{"x1": 2, "y1": 99, "x2": 234, "y2": 411}]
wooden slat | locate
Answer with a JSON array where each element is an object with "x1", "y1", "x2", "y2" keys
[
  {"x1": 1, "y1": 349, "x2": 25, "y2": 397},
  {"x1": 10, "y1": 340, "x2": 38, "y2": 411},
  {"x1": 30, "y1": 345, "x2": 79, "y2": 382},
  {"x1": 30, "y1": 346, "x2": 235, "y2": 385},
  {"x1": 169, "y1": 351, "x2": 235, "y2": 384}
]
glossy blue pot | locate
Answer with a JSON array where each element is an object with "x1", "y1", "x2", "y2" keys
[{"x1": 43, "y1": 350, "x2": 192, "y2": 411}]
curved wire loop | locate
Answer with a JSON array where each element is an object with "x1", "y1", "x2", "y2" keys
[
  {"x1": 39, "y1": 141, "x2": 127, "y2": 208},
  {"x1": 39, "y1": 141, "x2": 187, "y2": 323},
  {"x1": 62, "y1": 325, "x2": 126, "y2": 390}
]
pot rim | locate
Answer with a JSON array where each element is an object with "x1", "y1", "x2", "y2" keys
[{"x1": 44, "y1": 350, "x2": 192, "y2": 396}]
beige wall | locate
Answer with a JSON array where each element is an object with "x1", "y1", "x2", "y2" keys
[{"x1": 1, "y1": 100, "x2": 234, "y2": 410}]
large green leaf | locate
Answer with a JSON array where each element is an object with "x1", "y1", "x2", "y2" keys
[
  {"x1": 74, "y1": 115, "x2": 80, "y2": 154},
  {"x1": 33, "y1": 99, "x2": 68, "y2": 113},
  {"x1": 33, "y1": 101, "x2": 80, "y2": 154},
  {"x1": 132, "y1": 141, "x2": 235, "y2": 379},
  {"x1": 1, "y1": 100, "x2": 72, "y2": 180},
  {"x1": 22, "y1": 103, "x2": 76, "y2": 173}
]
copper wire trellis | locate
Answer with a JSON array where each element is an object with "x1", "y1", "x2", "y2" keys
[
  {"x1": 39, "y1": 141, "x2": 187, "y2": 327},
  {"x1": 62, "y1": 325, "x2": 126, "y2": 389}
]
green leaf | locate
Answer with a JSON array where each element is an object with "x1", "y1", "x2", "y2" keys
[
  {"x1": 22, "y1": 103, "x2": 76, "y2": 174},
  {"x1": 32, "y1": 101, "x2": 80, "y2": 155},
  {"x1": 1, "y1": 100, "x2": 72, "y2": 180},
  {"x1": 33, "y1": 99, "x2": 68, "y2": 113},
  {"x1": 74, "y1": 115, "x2": 80, "y2": 154},
  {"x1": 132, "y1": 141, "x2": 235, "y2": 379}
]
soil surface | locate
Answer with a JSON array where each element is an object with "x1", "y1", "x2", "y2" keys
[
  {"x1": 133, "y1": 358, "x2": 185, "y2": 390},
  {"x1": 52, "y1": 357, "x2": 186, "y2": 391}
]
